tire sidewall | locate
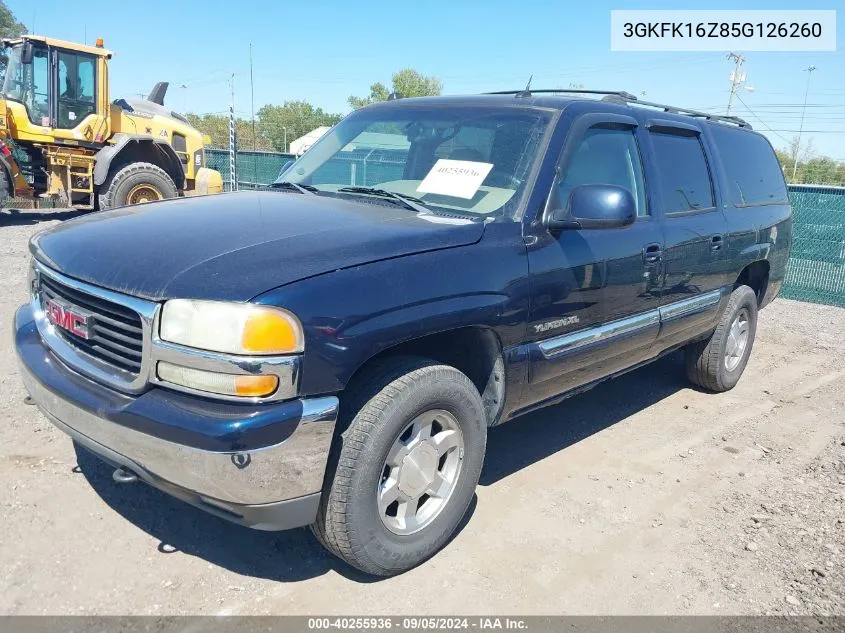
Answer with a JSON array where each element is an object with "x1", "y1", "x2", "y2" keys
[
  {"x1": 343, "y1": 371, "x2": 486, "y2": 573},
  {"x1": 716, "y1": 287, "x2": 758, "y2": 389},
  {"x1": 101, "y1": 164, "x2": 177, "y2": 209}
]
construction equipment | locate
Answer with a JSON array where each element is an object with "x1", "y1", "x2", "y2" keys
[{"x1": 0, "y1": 35, "x2": 223, "y2": 210}]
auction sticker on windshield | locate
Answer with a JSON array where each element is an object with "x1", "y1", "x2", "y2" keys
[{"x1": 417, "y1": 159, "x2": 494, "y2": 199}]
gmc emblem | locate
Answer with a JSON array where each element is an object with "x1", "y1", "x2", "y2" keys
[{"x1": 45, "y1": 298, "x2": 91, "y2": 339}]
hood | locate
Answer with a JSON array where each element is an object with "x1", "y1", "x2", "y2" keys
[{"x1": 30, "y1": 191, "x2": 486, "y2": 302}]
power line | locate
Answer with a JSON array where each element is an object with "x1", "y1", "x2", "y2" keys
[{"x1": 734, "y1": 94, "x2": 791, "y2": 144}]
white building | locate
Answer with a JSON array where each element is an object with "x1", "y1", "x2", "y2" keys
[{"x1": 289, "y1": 126, "x2": 331, "y2": 155}]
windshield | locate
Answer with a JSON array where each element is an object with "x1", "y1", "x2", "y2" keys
[
  {"x1": 277, "y1": 105, "x2": 552, "y2": 217},
  {"x1": 2, "y1": 43, "x2": 50, "y2": 125}
]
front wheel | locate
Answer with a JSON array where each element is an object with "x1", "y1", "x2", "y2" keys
[
  {"x1": 684, "y1": 285, "x2": 758, "y2": 392},
  {"x1": 312, "y1": 356, "x2": 487, "y2": 576},
  {"x1": 98, "y1": 162, "x2": 178, "y2": 210}
]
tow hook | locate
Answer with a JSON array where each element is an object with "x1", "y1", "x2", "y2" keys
[{"x1": 112, "y1": 467, "x2": 139, "y2": 484}]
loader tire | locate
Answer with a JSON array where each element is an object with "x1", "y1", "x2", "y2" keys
[
  {"x1": 0, "y1": 170, "x2": 10, "y2": 210},
  {"x1": 98, "y1": 162, "x2": 177, "y2": 210}
]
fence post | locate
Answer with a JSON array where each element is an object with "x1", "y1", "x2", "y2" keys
[{"x1": 229, "y1": 75, "x2": 237, "y2": 192}]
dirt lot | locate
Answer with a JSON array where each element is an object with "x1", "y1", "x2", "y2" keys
[{"x1": 1, "y1": 208, "x2": 844, "y2": 616}]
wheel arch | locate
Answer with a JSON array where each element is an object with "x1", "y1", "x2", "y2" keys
[
  {"x1": 344, "y1": 326, "x2": 507, "y2": 427},
  {"x1": 734, "y1": 259, "x2": 770, "y2": 307},
  {"x1": 94, "y1": 134, "x2": 184, "y2": 190}
]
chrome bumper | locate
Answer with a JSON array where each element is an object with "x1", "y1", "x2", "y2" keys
[{"x1": 15, "y1": 304, "x2": 338, "y2": 530}]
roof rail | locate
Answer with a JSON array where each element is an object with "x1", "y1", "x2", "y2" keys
[
  {"x1": 626, "y1": 97, "x2": 752, "y2": 129},
  {"x1": 486, "y1": 88, "x2": 640, "y2": 101},
  {"x1": 485, "y1": 88, "x2": 752, "y2": 129}
]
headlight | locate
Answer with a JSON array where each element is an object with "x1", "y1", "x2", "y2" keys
[{"x1": 160, "y1": 299, "x2": 304, "y2": 355}]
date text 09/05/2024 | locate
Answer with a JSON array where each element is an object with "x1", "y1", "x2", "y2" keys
[{"x1": 307, "y1": 618, "x2": 528, "y2": 630}]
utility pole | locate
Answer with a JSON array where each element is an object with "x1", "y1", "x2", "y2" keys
[
  {"x1": 726, "y1": 52, "x2": 746, "y2": 116},
  {"x1": 249, "y1": 44, "x2": 256, "y2": 153},
  {"x1": 792, "y1": 65, "x2": 817, "y2": 182}
]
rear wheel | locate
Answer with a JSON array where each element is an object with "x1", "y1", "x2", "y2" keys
[
  {"x1": 684, "y1": 285, "x2": 758, "y2": 392},
  {"x1": 312, "y1": 356, "x2": 487, "y2": 576},
  {"x1": 98, "y1": 162, "x2": 177, "y2": 210}
]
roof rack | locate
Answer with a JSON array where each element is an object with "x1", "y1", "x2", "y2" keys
[
  {"x1": 626, "y1": 96, "x2": 751, "y2": 129},
  {"x1": 487, "y1": 88, "x2": 640, "y2": 101},
  {"x1": 484, "y1": 88, "x2": 752, "y2": 129}
]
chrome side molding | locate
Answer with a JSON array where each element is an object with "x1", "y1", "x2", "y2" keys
[
  {"x1": 538, "y1": 288, "x2": 724, "y2": 359},
  {"x1": 658, "y1": 289, "x2": 722, "y2": 322},
  {"x1": 539, "y1": 310, "x2": 660, "y2": 358}
]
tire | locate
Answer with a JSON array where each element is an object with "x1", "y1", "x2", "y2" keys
[
  {"x1": 312, "y1": 356, "x2": 487, "y2": 576},
  {"x1": 97, "y1": 162, "x2": 178, "y2": 210},
  {"x1": 684, "y1": 285, "x2": 758, "y2": 392},
  {"x1": 0, "y1": 170, "x2": 10, "y2": 209}
]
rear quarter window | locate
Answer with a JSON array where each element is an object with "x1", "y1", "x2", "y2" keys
[{"x1": 708, "y1": 125, "x2": 788, "y2": 207}]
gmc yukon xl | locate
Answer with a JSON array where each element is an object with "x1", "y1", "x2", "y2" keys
[{"x1": 14, "y1": 90, "x2": 792, "y2": 576}]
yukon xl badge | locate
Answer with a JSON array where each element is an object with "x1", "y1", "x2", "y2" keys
[{"x1": 534, "y1": 315, "x2": 579, "y2": 334}]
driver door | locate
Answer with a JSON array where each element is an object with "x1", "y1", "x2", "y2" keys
[
  {"x1": 523, "y1": 113, "x2": 664, "y2": 406},
  {"x1": 50, "y1": 48, "x2": 107, "y2": 143}
]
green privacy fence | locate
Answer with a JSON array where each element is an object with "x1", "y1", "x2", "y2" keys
[
  {"x1": 780, "y1": 184, "x2": 845, "y2": 307},
  {"x1": 206, "y1": 148, "x2": 845, "y2": 308},
  {"x1": 206, "y1": 149, "x2": 296, "y2": 190}
]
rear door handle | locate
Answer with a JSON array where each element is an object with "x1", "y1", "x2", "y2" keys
[
  {"x1": 711, "y1": 235, "x2": 724, "y2": 251},
  {"x1": 643, "y1": 243, "x2": 663, "y2": 263}
]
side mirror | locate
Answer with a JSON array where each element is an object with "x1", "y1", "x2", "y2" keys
[
  {"x1": 20, "y1": 41, "x2": 33, "y2": 64},
  {"x1": 547, "y1": 184, "x2": 636, "y2": 231}
]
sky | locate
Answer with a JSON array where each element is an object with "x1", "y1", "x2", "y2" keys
[{"x1": 9, "y1": 0, "x2": 845, "y2": 158}]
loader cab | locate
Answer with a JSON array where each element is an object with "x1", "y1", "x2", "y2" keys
[{"x1": 1, "y1": 36, "x2": 111, "y2": 144}]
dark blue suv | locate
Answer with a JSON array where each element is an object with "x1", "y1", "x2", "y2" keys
[{"x1": 14, "y1": 90, "x2": 792, "y2": 576}]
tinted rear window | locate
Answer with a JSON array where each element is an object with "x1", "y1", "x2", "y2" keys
[
  {"x1": 650, "y1": 131, "x2": 715, "y2": 213},
  {"x1": 709, "y1": 125, "x2": 788, "y2": 206}
]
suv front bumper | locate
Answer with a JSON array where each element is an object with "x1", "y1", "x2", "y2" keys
[{"x1": 14, "y1": 304, "x2": 338, "y2": 531}]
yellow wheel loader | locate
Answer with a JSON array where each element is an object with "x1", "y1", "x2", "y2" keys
[{"x1": 0, "y1": 35, "x2": 222, "y2": 210}]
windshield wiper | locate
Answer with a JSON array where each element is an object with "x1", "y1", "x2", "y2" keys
[
  {"x1": 337, "y1": 186, "x2": 429, "y2": 213},
  {"x1": 269, "y1": 181, "x2": 318, "y2": 195}
]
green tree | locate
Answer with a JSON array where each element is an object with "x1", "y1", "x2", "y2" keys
[
  {"x1": 256, "y1": 101, "x2": 342, "y2": 152},
  {"x1": 186, "y1": 113, "x2": 273, "y2": 151},
  {"x1": 348, "y1": 68, "x2": 443, "y2": 109},
  {"x1": 774, "y1": 141, "x2": 845, "y2": 186},
  {"x1": 0, "y1": 0, "x2": 25, "y2": 39},
  {"x1": 0, "y1": 0, "x2": 26, "y2": 85}
]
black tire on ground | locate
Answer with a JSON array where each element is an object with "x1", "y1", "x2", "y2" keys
[
  {"x1": 684, "y1": 285, "x2": 759, "y2": 392},
  {"x1": 97, "y1": 162, "x2": 178, "y2": 210},
  {"x1": 0, "y1": 171, "x2": 10, "y2": 209},
  {"x1": 312, "y1": 356, "x2": 487, "y2": 576}
]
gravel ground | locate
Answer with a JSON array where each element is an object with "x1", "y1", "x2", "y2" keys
[{"x1": 1, "y1": 208, "x2": 844, "y2": 615}]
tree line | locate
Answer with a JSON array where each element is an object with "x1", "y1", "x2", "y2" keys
[
  {"x1": 188, "y1": 69, "x2": 442, "y2": 153},
  {"x1": 775, "y1": 138, "x2": 845, "y2": 187}
]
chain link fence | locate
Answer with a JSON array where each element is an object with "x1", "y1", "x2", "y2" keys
[
  {"x1": 781, "y1": 184, "x2": 845, "y2": 307},
  {"x1": 206, "y1": 149, "x2": 297, "y2": 191},
  {"x1": 205, "y1": 148, "x2": 845, "y2": 308}
]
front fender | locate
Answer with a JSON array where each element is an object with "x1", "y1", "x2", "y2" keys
[
  {"x1": 94, "y1": 134, "x2": 184, "y2": 187},
  {"x1": 252, "y1": 222, "x2": 529, "y2": 396}
]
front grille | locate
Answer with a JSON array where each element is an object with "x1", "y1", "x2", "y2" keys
[{"x1": 39, "y1": 274, "x2": 144, "y2": 374}]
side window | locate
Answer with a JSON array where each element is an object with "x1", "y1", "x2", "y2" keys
[
  {"x1": 57, "y1": 51, "x2": 96, "y2": 129},
  {"x1": 558, "y1": 127, "x2": 648, "y2": 216},
  {"x1": 708, "y1": 125, "x2": 788, "y2": 206},
  {"x1": 25, "y1": 48, "x2": 50, "y2": 125},
  {"x1": 649, "y1": 131, "x2": 715, "y2": 213}
]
